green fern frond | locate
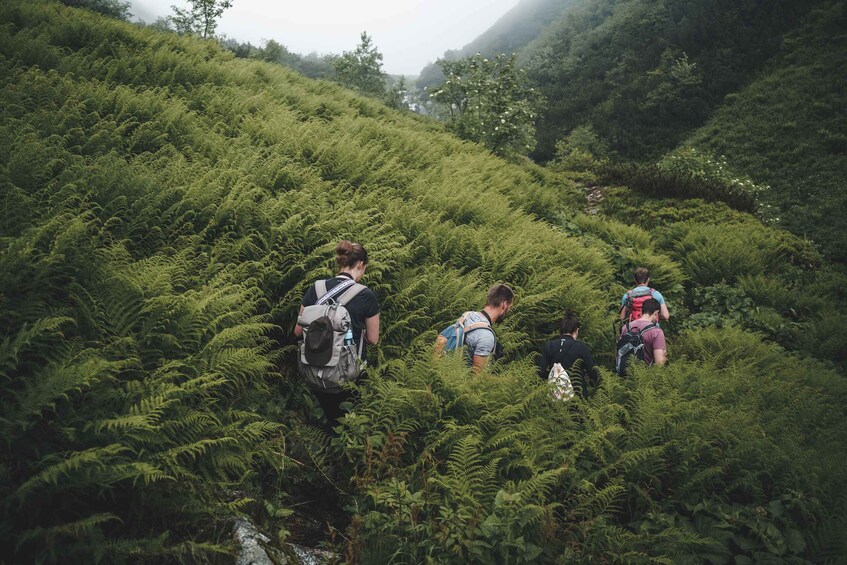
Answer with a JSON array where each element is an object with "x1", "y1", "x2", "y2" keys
[
  {"x1": 571, "y1": 479, "x2": 626, "y2": 520},
  {"x1": 16, "y1": 513, "x2": 121, "y2": 550},
  {"x1": 0, "y1": 316, "x2": 73, "y2": 380},
  {"x1": 15, "y1": 444, "x2": 130, "y2": 500}
]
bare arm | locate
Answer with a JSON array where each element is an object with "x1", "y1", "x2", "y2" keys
[
  {"x1": 472, "y1": 354, "x2": 490, "y2": 374},
  {"x1": 653, "y1": 348, "x2": 667, "y2": 367},
  {"x1": 660, "y1": 303, "x2": 670, "y2": 321},
  {"x1": 619, "y1": 305, "x2": 628, "y2": 321},
  {"x1": 293, "y1": 305, "x2": 305, "y2": 338},
  {"x1": 365, "y1": 314, "x2": 380, "y2": 345}
]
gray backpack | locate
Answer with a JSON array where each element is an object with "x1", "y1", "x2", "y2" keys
[{"x1": 297, "y1": 278, "x2": 367, "y2": 393}]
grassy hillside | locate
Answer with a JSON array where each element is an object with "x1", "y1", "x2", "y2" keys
[
  {"x1": 1, "y1": 1, "x2": 846, "y2": 562},
  {"x1": 680, "y1": 1, "x2": 847, "y2": 262}
]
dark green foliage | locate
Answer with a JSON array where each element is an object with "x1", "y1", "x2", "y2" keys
[
  {"x1": 682, "y1": 0, "x2": 847, "y2": 262},
  {"x1": 220, "y1": 37, "x2": 339, "y2": 80},
  {"x1": 59, "y1": 0, "x2": 131, "y2": 20},
  {"x1": 341, "y1": 335, "x2": 847, "y2": 562},
  {"x1": 518, "y1": 0, "x2": 846, "y2": 261},
  {"x1": 333, "y1": 32, "x2": 387, "y2": 98},
  {"x1": 523, "y1": 0, "x2": 827, "y2": 161},
  {"x1": 598, "y1": 187, "x2": 847, "y2": 368},
  {"x1": 170, "y1": 0, "x2": 232, "y2": 39},
  {"x1": 1, "y1": 1, "x2": 846, "y2": 562}
]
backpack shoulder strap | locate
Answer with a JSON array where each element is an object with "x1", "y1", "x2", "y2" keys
[
  {"x1": 315, "y1": 279, "x2": 328, "y2": 300},
  {"x1": 316, "y1": 278, "x2": 356, "y2": 305},
  {"x1": 336, "y1": 283, "x2": 367, "y2": 306},
  {"x1": 638, "y1": 323, "x2": 658, "y2": 335},
  {"x1": 463, "y1": 312, "x2": 493, "y2": 334},
  {"x1": 464, "y1": 321, "x2": 493, "y2": 333}
]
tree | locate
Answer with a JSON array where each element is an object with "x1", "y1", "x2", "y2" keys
[
  {"x1": 553, "y1": 125, "x2": 609, "y2": 171},
  {"x1": 170, "y1": 0, "x2": 233, "y2": 39},
  {"x1": 60, "y1": 0, "x2": 132, "y2": 20},
  {"x1": 384, "y1": 76, "x2": 408, "y2": 111},
  {"x1": 148, "y1": 16, "x2": 176, "y2": 33},
  {"x1": 430, "y1": 53, "x2": 542, "y2": 159},
  {"x1": 333, "y1": 32, "x2": 386, "y2": 97},
  {"x1": 258, "y1": 39, "x2": 301, "y2": 67}
]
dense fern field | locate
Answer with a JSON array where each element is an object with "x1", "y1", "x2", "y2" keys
[{"x1": 1, "y1": 2, "x2": 846, "y2": 562}]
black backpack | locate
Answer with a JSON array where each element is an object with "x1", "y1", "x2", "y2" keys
[{"x1": 615, "y1": 322, "x2": 656, "y2": 375}]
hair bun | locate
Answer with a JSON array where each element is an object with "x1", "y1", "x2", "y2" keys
[
  {"x1": 335, "y1": 240, "x2": 354, "y2": 256},
  {"x1": 334, "y1": 239, "x2": 368, "y2": 270}
]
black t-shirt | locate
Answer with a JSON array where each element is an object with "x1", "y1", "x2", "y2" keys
[
  {"x1": 301, "y1": 274, "x2": 380, "y2": 351},
  {"x1": 537, "y1": 336, "x2": 598, "y2": 395}
]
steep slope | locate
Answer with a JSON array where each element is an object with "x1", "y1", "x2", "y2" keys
[
  {"x1": 681, "y1": 1, "x2": 847, "y2": 262},
  {"x1": 521, "y1": 0, "x2": 828, "y2": 161},
  {"x1": 1, "y1": 1, "x2": 845, "y2": 562},
  {"x1": 429, "y1": 0, "x2": 846, "y2": 259}
]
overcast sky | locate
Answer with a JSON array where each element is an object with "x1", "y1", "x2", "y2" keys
[{"x1": 130, "y1": 0, "x2": 521, "y2": 76}]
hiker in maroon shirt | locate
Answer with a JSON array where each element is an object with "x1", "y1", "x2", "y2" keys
[{"x1": 621, "y1": 298, "x2": 667, "y2": 367}]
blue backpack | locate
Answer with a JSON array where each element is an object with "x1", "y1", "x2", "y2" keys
[{"x1": 434, "y1": 312, "x2": 493, "y2": 362}]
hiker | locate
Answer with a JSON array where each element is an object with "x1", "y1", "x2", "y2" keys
[
  {"x1": 619, "y1": 267, "x2": 670, "y2": 322},
  {"x1": 294, "y1": 240, "x2": 380, "y2": 426},
  {"x1": 615, "y1": 297, "x2": 667, "y2": 375},
  {"x1": 434, "y1": 284, "x2": 514, "y2": 374},
  {"x1": 536, "y1": 311, "x2": 599, "y2": 398}
]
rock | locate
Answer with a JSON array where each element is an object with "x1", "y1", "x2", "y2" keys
[
  {"x1": 287, "y1": 542, "x2": 338, "y2": 565},
  {"x1": 233, "y1": 518, "x2": 273, "y2": 565},
  {"x1": 233, "y1": 517, "x2": 339, "y2": 565}
]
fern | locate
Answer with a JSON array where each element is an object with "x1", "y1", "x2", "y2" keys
[{"x1": 1, "y1": 1, "x2": 846, "y2": 561}]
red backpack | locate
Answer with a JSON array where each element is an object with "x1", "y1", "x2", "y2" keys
[{"x1": 623, "y1": 287, "x2": 655, "y2": 321}]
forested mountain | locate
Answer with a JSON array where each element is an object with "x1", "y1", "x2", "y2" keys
[
  {"x1": 681, "y1": 1, "x2": 847, "y2": 262},
  {"x1": 523, "y1": 0, "x2": 847, "y2": 260},
  {"x1": 521, "y1": 0, "x2": 825, "y2": 160},
  {"x1": 416, "y1": 0, "x2": 575, "y2": 92},
  {"x1": 1, "y1": 1, "x2": 846, "y2": 562},
  {"x1": 420, "y1": 0, "x2": 847, "y2": 261}
]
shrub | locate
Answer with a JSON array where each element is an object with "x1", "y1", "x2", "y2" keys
[{"x1": 599, "y1": 160, "x2": 759, "y2": 214}]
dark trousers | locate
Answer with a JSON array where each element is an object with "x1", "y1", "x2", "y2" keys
[{"x1": 312, "y1": 389, "x2": 353, "y2": 432}]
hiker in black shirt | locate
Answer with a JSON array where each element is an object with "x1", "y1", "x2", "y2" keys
[
  {"x1": 537, "y1": 311, "x2": 598, "y2": 398},
  {"x1": 294, "y1": 240, "x2": 380, "y2": 427}
]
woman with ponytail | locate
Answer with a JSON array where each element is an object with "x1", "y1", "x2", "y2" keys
[
  {"x1": 536, "y1": 311, "x2": 598, "y2": 398},
  {"x1": 294, "y1": 240, "x2": 380, "y2": 426}
]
